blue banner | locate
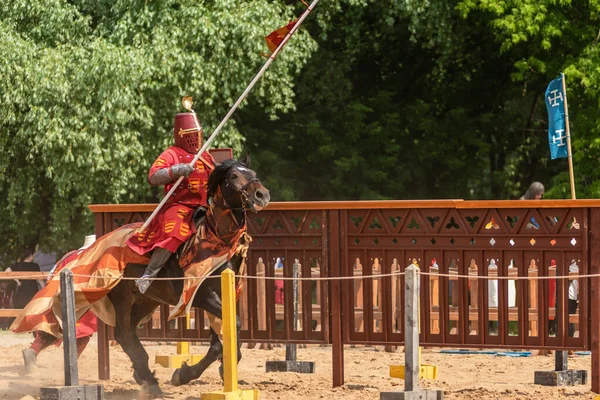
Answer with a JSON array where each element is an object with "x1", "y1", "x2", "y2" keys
[{"x1": 545, "y1": 75, "x2": 568, "y2": 159}]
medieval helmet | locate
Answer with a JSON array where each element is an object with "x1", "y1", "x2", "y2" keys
[
  {"x1": 173, "y1": 97, "x2": 203, "y2": 153},
  {"x1": 173, "y1": 113, "x2": 202, "y2": 153}
]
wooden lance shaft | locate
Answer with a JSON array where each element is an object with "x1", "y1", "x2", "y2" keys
[
  {"x1": 561, "y1": 72, "x2": 576, "y2": 200},
  {"x1": 140, "y1": 0, "x2": 321, "y2": 232}
]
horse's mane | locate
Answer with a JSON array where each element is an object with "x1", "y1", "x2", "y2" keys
[{"x1": 207, "y1": 159, "x2": 249, "y2": 198}]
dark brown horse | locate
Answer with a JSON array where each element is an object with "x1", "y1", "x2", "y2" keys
[{"x1": 107, "y1": 159, "x2": 269, "y2": 396}]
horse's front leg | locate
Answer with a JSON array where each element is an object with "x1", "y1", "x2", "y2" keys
[
  {"x1": 108, "y1": 289, "x2": 162, "y2": 397},
  {"x1": 172, "y1": 289, "x2": 224, "y2": 386},
  {"x1": 218, "y1": 313, "x2": 243, "y2": 381}
]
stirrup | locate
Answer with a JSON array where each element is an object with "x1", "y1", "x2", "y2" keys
[{"x1": 136, "y1": 275, "x2": 152, "y2": 294}]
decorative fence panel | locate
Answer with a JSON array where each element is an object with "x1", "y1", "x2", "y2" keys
[{"x1": 89, "y1": 200, "x2": 600, "y2": 390}]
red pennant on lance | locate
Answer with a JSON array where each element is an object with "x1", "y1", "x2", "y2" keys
[{"x1": 265, "y1": 19, "x2": 298, "y2": 54}]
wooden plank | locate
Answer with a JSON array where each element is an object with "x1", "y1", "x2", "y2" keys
[
  {"x1": 0, "y1": 309, "x2": 21, "y2": 317},
  {"x1": 427, "y1": 308, "x2": 579, "y2": 323},
  {"x1": 457, "y1": 200, "x2": 600, "y2": 209},
  {"x1": 329, "y1": 209, "x2": 344, "y2": 387},
  {"x1": 0, "y1": 272, "x2": 47, "y2": 279},
  {"x1": 256, "y1": 259, "x2": 266, "y2": 330},
  {"x1": 88, "y1": 199, "x2": 600, "y2": 213},
  {"x1": 88, "y1": 204, "x2": 157, "y2": 212}
]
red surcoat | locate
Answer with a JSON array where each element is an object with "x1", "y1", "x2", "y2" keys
[{"x1": 127, "y1": 146, "x2": 215, "y2": 254}]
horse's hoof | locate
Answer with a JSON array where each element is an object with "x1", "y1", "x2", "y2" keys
[
  {"x1": 171, "y1": 369, "x2": 182, "y2": 387},
  {"x1": 142, "y1": 382, "x2": 163, "y2": 399},
  {"x1": 133, "y1": 370, "x2": 144, "y2": 385},
  {"x1": 171, "y1": 362, "x2": 191, "y2": 386},
  {"x1": 148, "y1": 384, "x2": 163, "y2": 398}
]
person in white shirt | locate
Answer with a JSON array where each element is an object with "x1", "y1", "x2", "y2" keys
[{"x1": 568, "y1": 260, "x2": 579, "y2": 337}]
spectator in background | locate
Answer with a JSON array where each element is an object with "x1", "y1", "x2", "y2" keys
[
  {"x1": 568, "y1": 259, "x2": 579, "y2": 338},
  {"x1": 5, "y1": 248, "x2": 42, "y2": 310},
  {"x1": 548, "y1": 259, "x2": 558, "y2": 336},
  {"x1": 520, "y1": 182, "x2": 545, "y2": 200},
  {"x1": 34, "y1": 250, "x2": 57, "y2": 274},
  {"x1": 274, "y1": 257, "x2": 284, "y2": 305},
  {"x1": 521, "y1": 182, "x2": 547, "y2": 229},
  {"x1": 0, "y1": 279, "x2": 16, "y2": 329}
]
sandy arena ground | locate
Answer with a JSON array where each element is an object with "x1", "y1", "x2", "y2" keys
[{"x1": 0, "y1": 331, "x2": 597, "y2": 400}]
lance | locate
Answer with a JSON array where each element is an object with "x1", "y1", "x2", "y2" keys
[{"x1": 140, "y1": 0, "x2": 320, "y2": 232}]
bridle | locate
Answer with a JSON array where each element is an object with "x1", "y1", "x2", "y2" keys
[{"x1": 220, "y1": 166, "x2": 261, "y2": 212}]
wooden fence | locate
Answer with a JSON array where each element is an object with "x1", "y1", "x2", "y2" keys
[
  {"x1": 88, "y1": 200, "x2": 600, "y2": 391},
  {"x1": 3, "y1": 200, "x2": 600, "y2": 392}
]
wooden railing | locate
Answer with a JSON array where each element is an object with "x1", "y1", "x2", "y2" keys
[
  {"x1": 86, "y1": 200, "x2": 600, "y2": 390},
  {"x1": 0, "y1": 272, "x2": 47, "y2": 317}
]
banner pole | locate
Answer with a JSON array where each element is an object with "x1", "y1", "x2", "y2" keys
[{"x1": 561, "y1": 72, "x2": 576, "y2": 200}]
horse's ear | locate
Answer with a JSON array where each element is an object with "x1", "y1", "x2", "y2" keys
[{"x1": 240, "y1": 148, "x2": 251, "y2": 166}]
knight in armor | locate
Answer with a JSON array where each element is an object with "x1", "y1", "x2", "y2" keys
[{"x1": 127, "y1": 104, "x2": 215, "y2": 293}]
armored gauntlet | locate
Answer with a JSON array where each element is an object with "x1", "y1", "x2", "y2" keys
[{"x1": 149, "y1": 163, "x2": 194, "y2": 185}]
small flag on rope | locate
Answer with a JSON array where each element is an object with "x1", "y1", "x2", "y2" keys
[
  {"x1": 264, "y1": 19, "x2": 298, "y2": 55},
  {"x1": 544, "y1": 75, "x2": 568, "y2": 159}
]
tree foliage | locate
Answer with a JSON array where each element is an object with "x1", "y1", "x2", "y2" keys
[
  {"x1": 242, "y1": 0, "x2": 600, "y2": 201},
  {"x1": 0, "y1": 0, "x2": 315, "y2": 261},
  {"x1": 1, "y1": 0, "x2": 599, "y2": 262}
]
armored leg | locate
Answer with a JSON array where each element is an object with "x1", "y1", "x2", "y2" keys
[{"x1": 135, "y1": 248, "x2": 173, "y2": 294}]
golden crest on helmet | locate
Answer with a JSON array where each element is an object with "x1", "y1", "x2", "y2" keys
[{"x1": 182, "y1": 96, "x2": 194, "y2": 112}]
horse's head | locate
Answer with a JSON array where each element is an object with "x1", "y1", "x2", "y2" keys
[{"x1": 208, "y1": 159, "x2": 270, "y2": 212}]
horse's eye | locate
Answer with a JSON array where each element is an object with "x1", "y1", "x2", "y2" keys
[{"x1": 230, "y1": 174, "x2": 238, "y2": 180}]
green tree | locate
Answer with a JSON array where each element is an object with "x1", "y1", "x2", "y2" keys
[
  {"x1": 242, "y1": 0, "x2": 600, "y2": 202},
  {"x1": 0, "y1": 0, "x2": 316, "y2": 263},
  {"x1": 456, "y1": 0, "x2": 600, "y2": 199}
]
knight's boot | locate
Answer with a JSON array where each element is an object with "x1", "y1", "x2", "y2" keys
[
  {"x1": 135, "y1": 248, "x2": 173, "y2": 294},
  {"x1": 23, "y1": 331, "x2": 56, "y2": 373},
  {"x1": 22, "y1": 348, "x2": 37, "y2": 373}
]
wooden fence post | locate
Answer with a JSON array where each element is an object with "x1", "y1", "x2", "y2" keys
[
  {"x1": 41, "y1": 270, "x2": 104, "y2": 400},
  {"x1": 266, "y1": 260, "x2": 315, "y2": 373},
  {"x1": 60, "y1": 269, "x2": 79, "y2": 386},
  {"x1": 404, "y1": 264, "x2": 419, "y2": 392},
  {"x1": 591, "y1": 207, "x2": 600, "y2": 392},
  {"x1": 380, "y1": 263, "x2": 443, "y2": 400}
]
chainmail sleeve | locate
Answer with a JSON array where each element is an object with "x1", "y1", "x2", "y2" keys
[{"x1": 149, "y1": 168, "x2": 173, "y2": 186}]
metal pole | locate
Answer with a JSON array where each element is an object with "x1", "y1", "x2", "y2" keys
[
  {"x1": 60, "y1": 269, "x2": 79, "y2": 386},
  {"x1": 285, "y1": 259, "x2": 300, "y2": 362},
  {"x1": 140, "y1": 0, "x2": 321, "y2": 232}
]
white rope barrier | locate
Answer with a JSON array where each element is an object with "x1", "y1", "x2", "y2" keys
[{"x1": 0, "y1": 269, "x2": 595, "y2": 282}]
